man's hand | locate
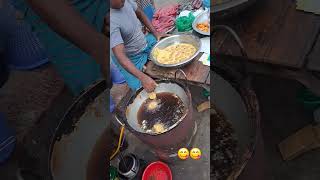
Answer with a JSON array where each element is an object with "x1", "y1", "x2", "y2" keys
[
  {"x1": 113, "y1": 44, "x2": 156, "y2": 92},
  {"x1": 140, "y1": 75, "x2": 157, "y2": 93},
  {"x1": 135, "y1": 8, "x2": 170, "y2": 41},
  {"x1": 154, "y1": 32, "x2": 170, "y2": 41}
]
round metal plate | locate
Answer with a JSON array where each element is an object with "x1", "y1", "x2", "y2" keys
[
  {"x1": 150, "y1": 34, "x2": 201, "y2": 68},
  {"x1": 192, "y1": 11, "x2": 210, "y2": 36}
]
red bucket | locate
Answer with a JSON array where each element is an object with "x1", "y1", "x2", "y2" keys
[{"x1": 142, "y1": 161, "x2": 172, "y2": 180}]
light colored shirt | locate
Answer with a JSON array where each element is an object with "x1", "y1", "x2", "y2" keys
[{"x1": 110, "y1": 0, "x2": 147, "y2": 56}]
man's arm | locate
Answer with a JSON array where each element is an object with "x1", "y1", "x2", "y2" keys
[
  {"x1": 112, "y1": 44, "x2": 156, "y2": 92},
  {"x1": 112, "y1": 44, "x2": 145, "y2": 81},
  {"x1": 25, "y1": 0, "x2": 108, "y2": 77},
  {"x1": 135, "y1": 7, "x2": 168, "y2": 41},
  {"x1": 135, "y1": 8, "x2": 157, "y2": 35}
]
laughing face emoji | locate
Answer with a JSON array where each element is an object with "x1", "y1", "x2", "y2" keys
[
  {"x1": 178, "y1": 148, "x2": 189, "y2": 160},
  {"x1": 190, "y1": 148, "x2": 201, "y2": 160}
]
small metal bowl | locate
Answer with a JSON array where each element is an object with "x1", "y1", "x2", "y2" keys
[
  {"x1": 192, "y1": 11, "x2": 210, "y2": 36},
  {"x1": 150, "y1": 34, "x2": 201, "y2": 68}
]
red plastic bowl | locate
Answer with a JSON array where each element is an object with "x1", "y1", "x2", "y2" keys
[{"x1": 142, "y1": 161, "x2": 173, "y2": 180}]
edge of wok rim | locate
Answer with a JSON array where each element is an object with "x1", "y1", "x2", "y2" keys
[
  {"x1": 47, "y1": 80, "x2": 107, "y2": 180},
  {"x1": 211, "y1": 64, "x2": 261, "y2": 178}
]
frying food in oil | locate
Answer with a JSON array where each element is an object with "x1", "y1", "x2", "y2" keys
[
  {"x1": 138, "y1": 92, "x2": 185, "y2": 133},
  {"x1": 147, "y1": 100, "x2": 159, "y2": 110},
  {"x1": 153, "y1": 122, "x2": 165, "y2": 133},
  {"x1": 148, "y1": 92, "x2": 157, "y2": 100}
]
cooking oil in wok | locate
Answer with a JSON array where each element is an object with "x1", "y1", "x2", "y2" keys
[{"x1": 138, "y1": 92, "x2": 185, "y2": 133}]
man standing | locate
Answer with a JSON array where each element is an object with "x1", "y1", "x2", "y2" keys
[{"x1": 110, "y1": 0, "x2": 167, "y2": 92}]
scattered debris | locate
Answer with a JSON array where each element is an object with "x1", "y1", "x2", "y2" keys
[{"x1": 211, "y1": 107, "x2": 238, "y2": 180}]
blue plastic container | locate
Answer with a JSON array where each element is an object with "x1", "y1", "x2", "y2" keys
[
  {"x1": 203, "y1": 0, "x2": 210, "y2": 8},
  {"x1": 111, "y1": 58, "x2": 126, "y2": 84},
  {"x1": 5, "y1": 22, "x2": 49, "y2": 70},
  {"x1": 0, "y1": 113, "x2": 16, "y2": 164}
]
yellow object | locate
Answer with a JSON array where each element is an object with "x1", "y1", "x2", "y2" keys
[
  {"x1": 197, "y1": 101, "x2": 210, "y2": 112},
  {"x1": 153, "y1": 122, "x2": 165, "y2": 133},
  {"x1": 190, "y1": 148, "x2": 202, "y2": 160},
  {"x1": 147, "y1": 100, "x2": 158, "y2": 110},
  {"x1": 278, "y1": 125, "x2": 320, "y2": 161},
  {"x1": 110, "y1": 125, "x2": 125, "y2": 160},
  {"x1": 178, "y1": 148, "x2": 189, "y2": 160},
  {"x1": 153, "y1": 43, "x2": 197, "y2": 64},
  {"x1": 196, "y1": 21, "x2": 209, "y2": 32},
  {"x1": 149, "y1": 92, "x2": 157, "y2": 100}
]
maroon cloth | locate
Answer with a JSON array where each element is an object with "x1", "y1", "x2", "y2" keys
[{"x1": 152, "y1": 4, "x2": 179, "y2": 33}]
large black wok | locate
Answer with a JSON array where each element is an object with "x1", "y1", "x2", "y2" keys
[
  {"x1": 123, "y1": 77, "x2": 196, "y2": 162},
  {"x1": 48, "y1": 80, "x2": 109, "y2": 180},
  {"x1": 212, "y1": 25, "x2": 263, "y2": 179}
]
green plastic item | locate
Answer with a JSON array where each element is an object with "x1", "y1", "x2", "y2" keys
[
  {"x1": 297, "y1": 88, "x2": 320, "y2": 111},
  {"x1": 203, "y1": 89, "x2": 210, "y2": 98},
  {"x1": 176, "y1": 13, "x2": 195, "y2": 32},
  {"x1": 110, "y1": 166, "x2": 118, "y2": 180}
]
